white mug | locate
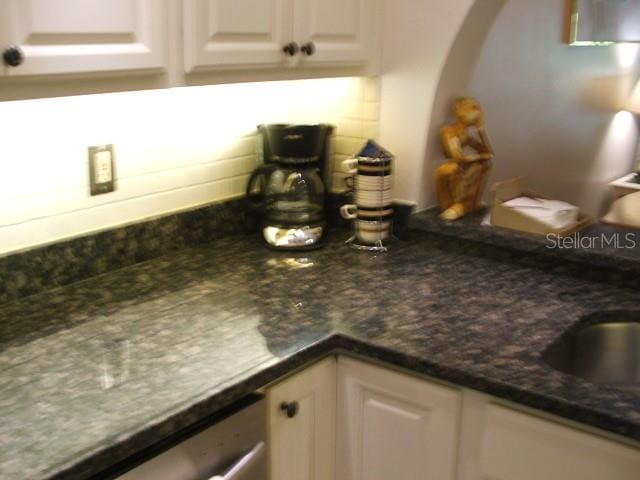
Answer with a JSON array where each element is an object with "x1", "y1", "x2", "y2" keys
[
  {"x1": 356, "y1": 175, "x2": 393, "y2": 191},
  {"x1": 357, "y1": 200, "x2": 392, "y2": 208},
  {"x1": 340, "y1": 204, "x2": 357, "y2": 220},
  {"x1": 356, "y1": 191, "x2": 392, "y2": 207},
  {"x1": 357, "y1": 199, "x2": 392, "y2": 208},
  {"x1": 341, "y1": 204, "x2": 395, "y2": 221},
  {"x1": 342, "y1": 157, "x2": 393, "y2": 175},
  {"x1": 342, "y1": 157, "x2": 359, "y2": 175},
  {"x1": 355, "y1": 220, "x2": 391, "y2": 243},
  {"x1": 356, "y1": 188, "x2": 393, "y2": 199}
]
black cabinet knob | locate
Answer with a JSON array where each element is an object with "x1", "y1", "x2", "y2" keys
[
  {"x1": 300, "y1": 42, "x2": 315, "y2": 56},
  {"x1": 280, "y1": 401, "x2": 299, "y2": 418},
  {"x1": 282, "y1": 42, "x2": 299, "y2": 57},
  {"x1": 3, "y1": 45, "x2": 24, "y2": 67}
]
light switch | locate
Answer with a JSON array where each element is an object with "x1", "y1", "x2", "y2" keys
[
  {"x1": 89, "y1": 144, "x2": 115, "y2": 196},
  {"x1": 94, "y1": 150, "x2": 112, "y2": 184}
]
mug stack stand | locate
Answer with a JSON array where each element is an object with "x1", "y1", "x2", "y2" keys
[{"x1": 341, "y1": 155, "x2": 396, "y2": 252}]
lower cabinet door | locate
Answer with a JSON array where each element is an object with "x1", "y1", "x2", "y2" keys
[
  {"x1": 336, "y1": 357, "x2": 461, "y2": 480},
  {"x1": 266, "y1": 356, "x2": 336, "y2": 480},
  {"x1": 458, "y1": 400, "x2": 640, "y2": 480}
]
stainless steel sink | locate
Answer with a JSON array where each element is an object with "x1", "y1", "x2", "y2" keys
[{"x1": 542, "y1": 316, "x2": 640, "y2": 388}]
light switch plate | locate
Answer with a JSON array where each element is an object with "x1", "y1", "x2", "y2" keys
[{"x1": 89, "y1": 144, "x2": 115, "y2": 196}]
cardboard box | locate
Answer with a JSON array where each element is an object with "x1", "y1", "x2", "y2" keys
[
  {"x1": 609, "y1": 172, "x2": 640, "y2": 199},
  {"x1": 490, "y1": 177, "x2": 592, "y2": 237}
]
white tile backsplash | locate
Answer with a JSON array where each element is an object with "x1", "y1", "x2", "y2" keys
[
  {"x1": 335, "y1": 137, "x2": 367, "y2": 156},
  {"x1": 362, "y1": 121, "x2": 380, "y2": 139},
  {"x1": 329, "y1": 78, "x2": 381, "y2": 192},
  {"x1": 0, "y1": 77, "x2": 380, "y2": 255},
  {"x1": 363, "y1": 101, "x2": 380, "y2": 121},
  {"x1": 363, "y1": 77, "x2": 381, "y2": 103}
]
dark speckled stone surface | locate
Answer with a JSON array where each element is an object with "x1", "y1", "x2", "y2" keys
[
  {"x1": 413, "y1": 207, "x2": 640, "y2": 283},
  {"x1": 0, "y1": 199, "x2": 247, "y2": 305},
  {"x1": 1, "y1": 229, "x2": 639, "y2": 479}
]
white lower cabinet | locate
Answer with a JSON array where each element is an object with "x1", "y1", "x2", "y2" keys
[
  {"x1": 266, "y1": 356, "x2": 336, "y2": 480},
  {"x1": 335, "y1": 357, "x2": 462, "y2": 480},
  {"x1": 457, "y1": 391, "x2": 640, "y2": 480},
  {"x1": 267, "y1": 356, "x2": 640, "y2": 480}
]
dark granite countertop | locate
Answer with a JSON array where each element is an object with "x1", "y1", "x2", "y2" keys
[
  {"x1": 1, "y1": 229, "x2": 639, "y2": 479},
  {"x1": 413, "y1": 208, "x2": 640, "y2": 278}
]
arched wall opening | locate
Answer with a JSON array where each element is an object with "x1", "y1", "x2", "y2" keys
[{"x1": 380, "y1": 0, "x2": 640, "y2": 216}]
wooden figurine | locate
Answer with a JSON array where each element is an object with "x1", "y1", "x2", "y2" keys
[{"x1": 435, "y1": 97, "x2": 494, "y2": 220}]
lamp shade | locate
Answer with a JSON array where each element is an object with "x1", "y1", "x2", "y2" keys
[{"x1": 629, "y1": 80, "x2": 640, "y2": 114}]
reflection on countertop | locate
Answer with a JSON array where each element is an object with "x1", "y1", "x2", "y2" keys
[{"x1": 0, "y1": 229, "x2": 639, "y2": 479}]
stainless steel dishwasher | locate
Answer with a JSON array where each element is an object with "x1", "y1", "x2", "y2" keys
[{"x1": 113, "y1": 395, "x2": 266, "y2": 480}]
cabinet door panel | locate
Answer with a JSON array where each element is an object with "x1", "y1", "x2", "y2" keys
[
  {"x1": 3, "y1": 0, "x2": 166, "y2": 75},
  {"x1": 183, "y1": 0, "x2": 292, "y2": 72},
  {"x1": 293, "y1": 0, "x2": 375, "y2": 65},
  {"x1": 359, "y1": 391, "x2": 432, "y2": 478},
  {"x1": 477, "y1": 405, "x2": 640, "y2": 480},
  {"x1": 336, "y1": 357, "x2": 461, "y2": 480},
  {"x1": 267, "y1": 357, "x2": 336, "y2": 480}
]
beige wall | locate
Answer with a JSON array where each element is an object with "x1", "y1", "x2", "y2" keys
[
  {"x1": 378, "y1": 0, "x2": 476, "y2": 207},
  {"x1": 427, "y1": 0, "x2": 640, "y2": 215},
  {"x1": 0, "y1": 77, "x2": 379, "y2": 256},
  {"x1": 424, "y1": 0, "x2": 507, "y2": 208}
]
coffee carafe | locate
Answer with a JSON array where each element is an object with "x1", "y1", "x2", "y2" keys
[{"x1": 247, "y1": 124, "x2": 333, "y2": 250}]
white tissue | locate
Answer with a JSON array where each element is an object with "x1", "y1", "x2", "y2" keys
[{"x1": 502, "y1": 196, "x2": 579, "y2": 229}]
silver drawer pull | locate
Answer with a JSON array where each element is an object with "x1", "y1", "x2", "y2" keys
[{"x1": 209, "y1": 441, "x2": 265, "y2": 480}]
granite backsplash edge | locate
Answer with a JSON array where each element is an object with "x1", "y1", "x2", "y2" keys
[
  {"x1": 3, "y1": 199, "x2": 638, "y2": 306},
  {"x1": 412, "y1": 208, "x2": 640, "y2": 289},
  {"x1": 0, "y1": 198, "x2": 249, "y2": 305}
]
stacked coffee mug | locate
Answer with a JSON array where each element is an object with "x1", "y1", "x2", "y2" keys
[{"x1": 340, "y1": 144, "x2": 394, "y2": 249}]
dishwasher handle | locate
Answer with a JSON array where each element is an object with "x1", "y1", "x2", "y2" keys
[{"x1": 210, "y1": 441, "x2": 265, "y2": 480}]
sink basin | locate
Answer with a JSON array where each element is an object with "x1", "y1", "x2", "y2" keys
[{"x1": 542, "y1": 313, "x2": 640, "y2": 388}]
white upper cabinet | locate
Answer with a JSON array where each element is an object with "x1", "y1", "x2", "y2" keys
[
  {"x1": 183, "y1": 0, "x2": 293, "y2": 72},
  {"x1": 0, "y1": 0, "x2": 379, "y2": 94},
  {"x1": 0, "y1": 0, "x2": 166, "y2": 76},
  {"x1": 293, "y1": 0, "x2": 374, "y2": 66},
  {"x1": 183, "y1": 0, "x2": 378, "y2": 72}
]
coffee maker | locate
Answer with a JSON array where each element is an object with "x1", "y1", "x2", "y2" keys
[{"x1": 246, "y1": 124, "x2": 334, "y2": 250}]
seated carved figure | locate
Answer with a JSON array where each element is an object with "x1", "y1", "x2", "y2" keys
[{"x1": 435, "y1": 97, "x2": 494, "y2": 220}]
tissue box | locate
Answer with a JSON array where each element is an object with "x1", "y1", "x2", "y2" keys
[{"x1": 490, "y1": 177, "x2": 592, "y2": 237}]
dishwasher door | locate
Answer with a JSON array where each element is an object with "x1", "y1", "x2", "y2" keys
[{"x1": 117, "y1": 397, "x2": 266, "y2": 480}]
